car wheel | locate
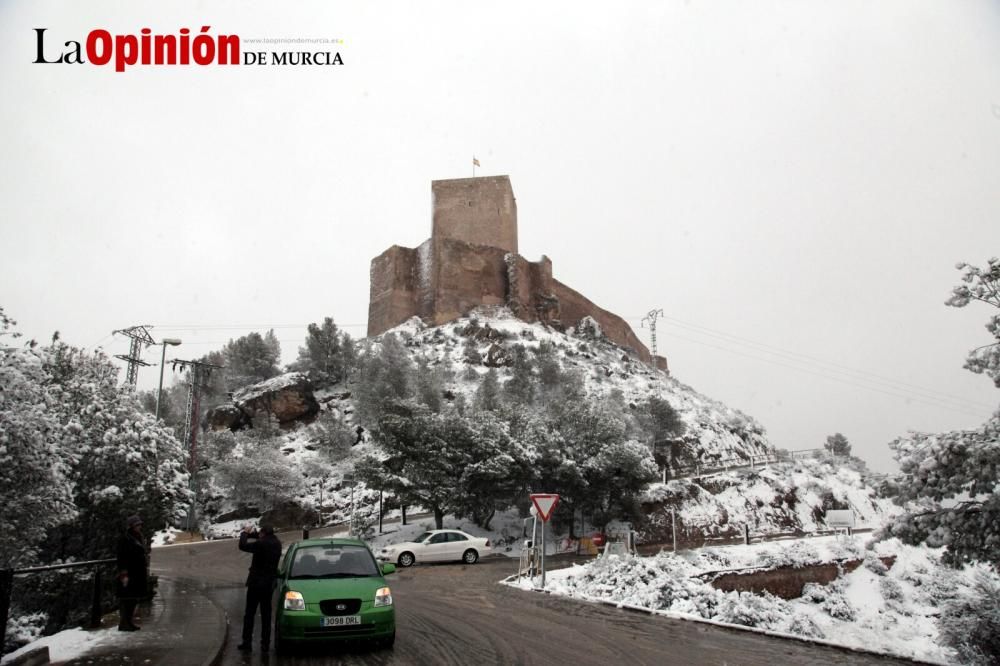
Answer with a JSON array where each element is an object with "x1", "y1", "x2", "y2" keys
[
  {"x1": 462, "y1": 549, "x2": 479, "y2": 564},
  {"x1": 397, "y1": 552, "x2": 415, "y2": 567},
  {"x1": 381, "y1": 630, "x2": 396, "y2": 649}
]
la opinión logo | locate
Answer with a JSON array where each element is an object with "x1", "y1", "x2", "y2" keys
[
  {"x1": 33, "y1": 28, "x2": 345, "y2": 71},
  {"x1": 33, "y1": 27, "x2": 240, "y2": 72}
]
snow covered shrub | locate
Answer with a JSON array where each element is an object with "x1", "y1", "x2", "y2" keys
[
  {"x1": 781, "y1": 612, "x2": 825, "y2": 639},
  {"x1": 879, "y1": 577, "x2": 903, "y2": 602},
  {"x1": 820, "y1": 590, "x2": 857, "y2": 622},
  {"x1": 827, "y1": 538, "x2": 863, "y2": 561},
  {"x1": 820, "y1": 583, "x2": 856, "y2": 621},
  {"x1": 713, "y1": 591, "x2": 788, "y2": 629},
  {"x1": 863, "y1": 551, "x2": 888, "y2": 575},
  {"x1": 801, "y1": 582, "x2": 828, "y2": 604},
  {"x1": 937, "y1": 568, "x2": 1000, "y2": 666},
  {"x1": 4, "y1": 611, "x2": 47, "y2": 651}
]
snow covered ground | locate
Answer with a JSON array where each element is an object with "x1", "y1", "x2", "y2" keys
[
  {"x1": 0, "y1": 626, "x2": 112, "y2": 665},
  {"x1": 505, "y1": 535, "x2": 987, "y2": 664}
]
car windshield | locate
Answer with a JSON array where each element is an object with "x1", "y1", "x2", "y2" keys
[
  {"x1": 413, "y1": 532, "x2": 433, "y2": 543},
  {"x1": 289, "y1": 545, "x2": 379, "y2": 579}
]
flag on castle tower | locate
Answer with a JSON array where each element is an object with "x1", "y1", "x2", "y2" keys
[{"x1": 472, "y1": 156, "x2": 480, "y2": 167}]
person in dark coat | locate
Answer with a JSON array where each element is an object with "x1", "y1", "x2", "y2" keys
[
  {"x1": 237, "y1": 524, "x2": 282, "y2": 651},
  {"x1": 116, "y1": 514, "x2": 148, "y2": 631}
]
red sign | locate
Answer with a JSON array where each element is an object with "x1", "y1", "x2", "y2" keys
[{"x1": 530, "y1": 494, "x2": 560, "y2": 522}]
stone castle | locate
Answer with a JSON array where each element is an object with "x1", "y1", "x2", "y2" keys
[{"x1": 367, "y1": 176, "x2": 668, "y2": 371}]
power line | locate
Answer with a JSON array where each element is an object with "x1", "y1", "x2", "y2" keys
[
  {"x1": 625, "y1": 313, "x2": 994, "y2": 412},
  {"x1": 660, "y1": 329, "x2": 988, "y2": 419}
]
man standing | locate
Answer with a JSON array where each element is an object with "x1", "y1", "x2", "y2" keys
[
  {"x1": 116, "y1": 514, "x2": 148, "y2": 631},
  {"x1": 237, "y1": 525, "x2": 282, "y2": 651}
]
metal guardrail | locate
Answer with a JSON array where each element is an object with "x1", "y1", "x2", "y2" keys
[
  {"x1": 669, "y1": 453, "x2": 780, "y2": 479},
  {"x1": 1, "y1": 558, "x2": 116, "y2": 654}
]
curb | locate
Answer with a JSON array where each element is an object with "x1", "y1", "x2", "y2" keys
[
  {"x1": 501, "y1": 574, "x2": 944, "y2": 665},
  {"x1": 199, "y1": 586, "x2": 229, "y2": 666}
]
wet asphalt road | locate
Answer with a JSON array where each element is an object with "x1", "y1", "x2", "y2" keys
[{"x1": 152, "y1": 535, "x2": 918, "y2": 666}]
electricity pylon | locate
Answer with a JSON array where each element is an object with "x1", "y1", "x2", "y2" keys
[
  {"x1": 641, "y1": 309, "x2": 664, "y2": 359},
  {"x1": 170, "y1": 358, "x2": 224, "y2": 532},
  {"x1": 112, "y1": 325, "x2": 155, "y2": 387}
]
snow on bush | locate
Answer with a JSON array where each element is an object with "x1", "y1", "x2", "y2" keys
[
  {"x1": 3, "y1": 612, "x2": 47, "y2": 650},
  {"x1": 937, "y1": 567, "x2": 1000, "y2": 666},
  {"x1": 527, "y1": 536, "x2": 981, "y2": 663}
]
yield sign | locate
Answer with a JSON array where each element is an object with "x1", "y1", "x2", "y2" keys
[{"x1": 530, "y1": 494, "x2": 560, "y2": 522}]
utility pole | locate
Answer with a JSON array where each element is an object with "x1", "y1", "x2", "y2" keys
[
  {"x1": 170, "y1": 358, "x2": 223, "y2": 532},
  {"x1": 112, "y1": 325, "x2": 156, "y2": 387},
  {"x1": 640, "y1": 309, "x2": 664, "y2": 360}
]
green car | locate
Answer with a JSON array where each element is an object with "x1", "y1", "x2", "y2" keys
[{"x1": 274, "y1": 538, "x2": 396, "y2": 652}]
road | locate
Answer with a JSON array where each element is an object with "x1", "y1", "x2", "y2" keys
[{"x1": 152, "y1": 534, "x2": 917, "y2": 666}]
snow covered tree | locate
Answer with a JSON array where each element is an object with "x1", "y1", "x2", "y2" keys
[
  {"x1": 535, "y1": 399, "x2": 656, "y2": 532},
  {"x1": 356, "y1": 409, "x2": 468, "y2": 529},
  {"x1": 947, "y1": 257, "x2": 1000, "y2": 386},
  {"x1": 824, "y1": 433, "x2": 852, "y2": 457},
  {"x1": 635, "y1": 396, "x2": 686, "y2": 445},
  {"x1": 220, "y1": 331, "x2": 282, "y2": 389},
  {"x1": 453, "y1": 411, "x2": 535, "y2": 529},
  {"x1": 354, "y1": 334, "x2": 415, "y2": 423},
  {"x1": 40, "y1": 341, "x2": 191, "y2": 561},
  {"x1": 288, "y1": 317, "x2": 355, "y2": 387},
  {"x1": 0, "y1": 313, "x2": 75, "y2": 567},
  {"x1": 215, "y1": 444, "x2": 303, "y2": 512},
  {"x1": 357, "y1": 409, "x2": 533, "y2": 529},
  {"x1": 503, "y1": 344, "x2": 536, "y2": 406},
  {"x1": 414, "y1": 356, "x2": 446, "y2": 413},
  {"x1": 473, "y1": 368, "x2": 502, "y2": 412},
  {"x1": 882, "y1": 259, "x2": 1000, "y2": 569},
  {"x1": 884, "y1": 418, "x2": 1000, "y2": 568}
]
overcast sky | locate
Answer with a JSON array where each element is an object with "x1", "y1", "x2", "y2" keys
[{"x1": 2, "y1": 1, "x2": 998, "y2": 472}]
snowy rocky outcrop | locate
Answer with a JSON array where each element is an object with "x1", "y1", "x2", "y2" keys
[
  {"x1": 639, "y1": 457, "x2": 898, "y2": 544},
  {"x1": 378, "y1": 307, "x2": 771, "y2": 464},
  {"x1": 230, "y1": 372, "x2": 320, "y2": 425}
]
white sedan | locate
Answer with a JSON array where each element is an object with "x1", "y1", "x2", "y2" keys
[{"x1": 378, "y1": 529, "x2": 491, "y2": 567}]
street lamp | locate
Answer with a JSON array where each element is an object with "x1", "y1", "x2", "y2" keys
[{"x1": 155, "y1": 338, "x2": 182, "y2": 420}]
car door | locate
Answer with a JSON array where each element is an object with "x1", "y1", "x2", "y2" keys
[
  {"x1": 446, "y1": 532, "x2": 470, "y2": 560},
  {"x1": 421, "y1": 532, "x2": 451, "y2": 562}
]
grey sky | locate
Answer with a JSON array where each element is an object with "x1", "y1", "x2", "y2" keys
[{"x1": 2, "y1": 1, "x2": 998, "y2": 472}]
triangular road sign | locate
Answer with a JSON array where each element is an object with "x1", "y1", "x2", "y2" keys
[{"x1": 530, "y1": 493, "x2": 559, "y2": 522}]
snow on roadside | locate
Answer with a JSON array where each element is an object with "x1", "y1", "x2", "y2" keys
[
  {"x1": 505, "y1": 535, "x2": 972, "y2": 664},
  {"x1": 1, "y1": 626, "x2": 113, "y2": 665}
]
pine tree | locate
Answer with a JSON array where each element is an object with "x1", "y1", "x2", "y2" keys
[
  {"x1": 824, "y1": 433, "x2": 852, "y2": 457},
  {"x1": 882, "y1": 258, "x2": 1000, "y2": 568},
  {"x1": 474, "y1": 368, "x2": 502, "y2": 412},
  {"x1": 354, "y1": 334, "x2": 415, "y2": 423},
  {"x1": 503, "y1": 344, "x2": 536, "y2": 406},
  {"x1": 289, "y1": 317, "x2": 354, "y2": 386}
]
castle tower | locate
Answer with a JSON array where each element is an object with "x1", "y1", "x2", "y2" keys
[{"x1": 431, "y1": 176, "x2": 518, "y2": 254}]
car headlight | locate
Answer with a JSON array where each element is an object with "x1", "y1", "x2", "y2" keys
[
  {"x1": 284, "y1": 591, "x2": 305, "y2": 611},
  {"x1": 374, "y1": 587, "x2": 393, "y2": 607}
]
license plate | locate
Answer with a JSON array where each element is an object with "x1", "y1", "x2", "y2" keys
[{"x1": 322, "y1": 615, "x2": 361, "y2": 627}]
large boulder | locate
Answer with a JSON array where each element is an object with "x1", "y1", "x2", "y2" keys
[
  {"x1": 232, "y1": 372, "x2": 320, "y2": 424},
  {"x1": 204, "y1": 404, "x2": 252, "y2": 432}
]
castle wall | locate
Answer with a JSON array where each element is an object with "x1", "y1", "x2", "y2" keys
[
  {"x1": 548, "y1": 278, "x2": 653, "y2": 363},
  {"x1": 432, "y1": 176, "x2": 518, "y2": 254},
  {"x1": 429, "y1": 238, "x2": 510, "y2": 326},
  {"x1": 368, "y1": 244, "x2": 421, "y2": 336}
]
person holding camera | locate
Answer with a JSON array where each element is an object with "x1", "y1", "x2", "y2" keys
[{"x1": 237, "y1": 524, "x2": 282, "y2": 652}]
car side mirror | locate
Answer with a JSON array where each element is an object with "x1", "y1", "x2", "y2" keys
[{"x1": 380, "y1": 563, "x2": 396, "y2": 575}]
